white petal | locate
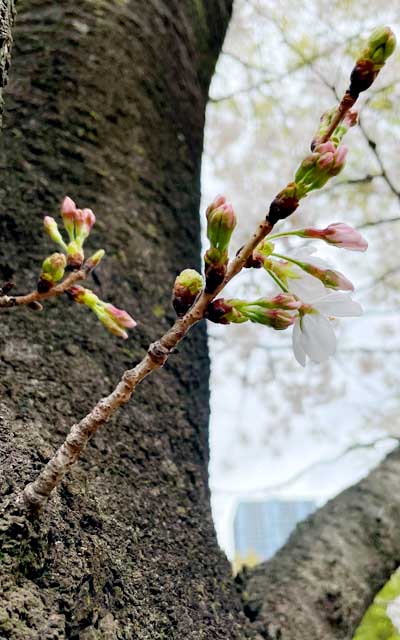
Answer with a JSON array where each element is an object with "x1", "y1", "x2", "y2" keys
[
  {"x1": 289, "y1": 246, "x2": 331, "y2": 268},
  {"x1": 289, "y1": 270, "x2": 326, "y2": 301},
  {"x1": 292, "y1": 319, "x2": 306, "y2": 367},
  {"x1": 312, "y1": 292, "x2": 363, "y2": 317},
  {"x1": 306, "y1": 256, "x2": 330, "y2": 269},
  {"x1": 290, "y1": 245, "x2": 318, "y2": 259},
  {"x1": 301, "y1": 313, "x2": 337, "y2": 363}
]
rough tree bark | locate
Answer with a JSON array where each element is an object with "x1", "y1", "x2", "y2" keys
[
  {"x1": 0, "y1": 1, "x2": 255, "y2": 638},
  {"x1": 1, "y1": 2, "x2": 400, "y2": 640},
  {"x1": 0, "y1": 0, "x2": 15, "y2": 126}
]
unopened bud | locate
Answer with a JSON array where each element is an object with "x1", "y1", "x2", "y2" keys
[
  {"x1": 302, "y1": 263, "x2": 354, "y2": 291},
  {"x1": 66, "y1": 240, "x2": 84, "y2": 270},
  {"x1": 268, "y1": 183, "x2": 300, "y2": 224},
  {"x1": 254, "y1": 294, "x2": 301, "y2": 311},
  {"x1": 295, "y1": 143, "x2": 347, "y2": 193},
  {"x1": 85, "y1": 249, "x2": 105, "y2": 271},
  {"x1": 233, "y1": 299, "x2": 295, "y2": 330},
  {"x1": 362, "y1": 26, "x2": 396, "y2": 66},
  {"x1": 206, "y1": 299, "x2": 247, "y2": 325},
  {"x1": 205, "y1": 194, "x2": 226, "y2": 216},
  {"x1": 204, "y1": 197, "x2": 236, "y2": 291},
  {"x1": 350, "y1": 27, "x2": 396, "y2": 97},
  {"x1": 38, "y1": 253, "x2": 67, "y2": 292},
  {"x1": 172, "y1": 269, "x2": 203, "y2": 317},
  {"x1": 61, "y1": 196, "x2": 77, "y2": 240},
  {"x1": 43, "y1": 216, "x2": 68, "y2": 252},
  {"x1": 206, "y1": 199, "x2": 237, "y2": 253},
  {"x1": 300, "y1": 223, "x2": 368, "y2": 251},
  {"x1": 67, "y1": 286, "x2": 136, "y2": 338}
]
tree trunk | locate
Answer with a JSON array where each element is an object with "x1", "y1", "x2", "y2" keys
[
  {"x1": 0, "y1": 2, "x2": 255, "y2": 638},
  {"x1": 0, "y1": 0, "x2": 15, "y2": 126}
]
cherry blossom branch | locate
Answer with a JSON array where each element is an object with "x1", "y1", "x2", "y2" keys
[
  {"x1": 18, "y1": 26, "x2": 396, "y2": 512},
  {"x1": 21, "y1": 219, "x2": 273, "y2": 511},
  {"x1": 0, "y1": 265, "x2": 88, "y2": 310}
]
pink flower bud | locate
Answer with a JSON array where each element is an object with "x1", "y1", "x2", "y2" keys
[
  {"x1": 316, "y1": 141, "x2": 336, "y2": 155},
  {"x1": 324, "y1": 223, "x2": 368, "y2": 251},
  {"x1": 104, "y1": 304, "x2": 137, "y2": 329},
  {"x1": 316, "y1": 143, "x2": 347, "y2": 174},
  {"x1": 67, "y1": 286, "x2": 136, "y2": 339},
  {"x1": 269, "y1": 293, "x2": 302, "y2": 310},
  {"x1": 206, "y1": 194, "x2": 227, "y2": 217},
  {"x1": 303, "y1": 223, "x2": 368, "y2": 251},
  {"x1": 61, "y1": 196, "x2": 77, "y2": 216},
  {"x1": 303, "y1": 264, "x2": 354, "y2": 291},
  {"x1": 82, "y1": 208, "x2": 96, "y2": 231}
]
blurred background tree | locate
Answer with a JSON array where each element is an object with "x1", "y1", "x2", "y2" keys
[{"x1": 203, "y1": 0, "x2": 400, "y2": 559}]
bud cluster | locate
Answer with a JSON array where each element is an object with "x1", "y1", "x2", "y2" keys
[
  {"x1": 268, "y1": 139, "x2": 348, "y2": 226},
  {"x1": 295, "y1": 141, "x2": 348, "y2": 194},
  {"x1": 38, "y1": 197, "x2": 136, "y2": 340},
  {"x1": 44, "y1": 196, "x2": 97, "y2": 270},
  {"x1": 206, "y1": 294, "x2": 300, "y2": 330}
]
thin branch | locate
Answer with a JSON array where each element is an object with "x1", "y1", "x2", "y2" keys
[
  {"x1": 324, "y1": 173, "x2": 382, "y2": 193},
  {"x1": 358, "y1": 117, "x2": 400, "y2": 200},
  {"x1": 211, "y1": 436, "x2": 400, "y2": 496},
  {"x1": 19, "y1": 52, "x2": 374, "y2": 512},
  {"x1": 0, "y1": 266, "x2": 89, "y2": 309},
  {"x1": 21, "y1": 219, "x2": 273, "y2": 510},
  {"x1": 358, "y1": 265, "x2": 400, "y2": 294},
  {"x1": 357, "y1": 215, "x2": 400, "y2": 229},
  {"x1": 211, "y1": 35, "x2": 356, "y2": 104}
]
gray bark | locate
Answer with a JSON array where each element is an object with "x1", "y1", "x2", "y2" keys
[
  {"x1": 241, "y1": 446, "x2": 400, "y2": 639},
  {"x1": 0, "y1": 0, "x2": 15, "y2": 127}
]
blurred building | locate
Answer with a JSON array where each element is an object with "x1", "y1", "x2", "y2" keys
[{"x1": 233, "y1": 498, "x2": 317, "y2": 562}]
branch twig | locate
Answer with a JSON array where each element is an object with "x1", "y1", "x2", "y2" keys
[
  {"x1": 18, "y1": 48, "x2": 381, "y2": 511},
  {"x1": 21, "y1": 221, "x2": 273, "y2": 510},
  {"x1": 0, "y1": 266, "x2": 89, "y2": 309}
]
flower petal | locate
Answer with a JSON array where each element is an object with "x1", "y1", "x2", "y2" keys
[
  {"x1": 301, "y1": 313, "x2": 337, "y2": 362},
  {"x1": 289, "y1": 269, "x2": 327, "y2": 301},
  {"x1": 312, "y1": 292, "x2": 362, "y2": 317},
  {"x1": 292, "y1": 319, "x2": 307, "y2": 367}
]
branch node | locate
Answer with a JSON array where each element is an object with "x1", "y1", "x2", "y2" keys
[{"x1": 148, "y1": 341, "x2": 170, "y2": 365}]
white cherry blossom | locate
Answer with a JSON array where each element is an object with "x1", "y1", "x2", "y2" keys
[{"x1": 292, "y1": 292, "x2": 362, "y2": 366}]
